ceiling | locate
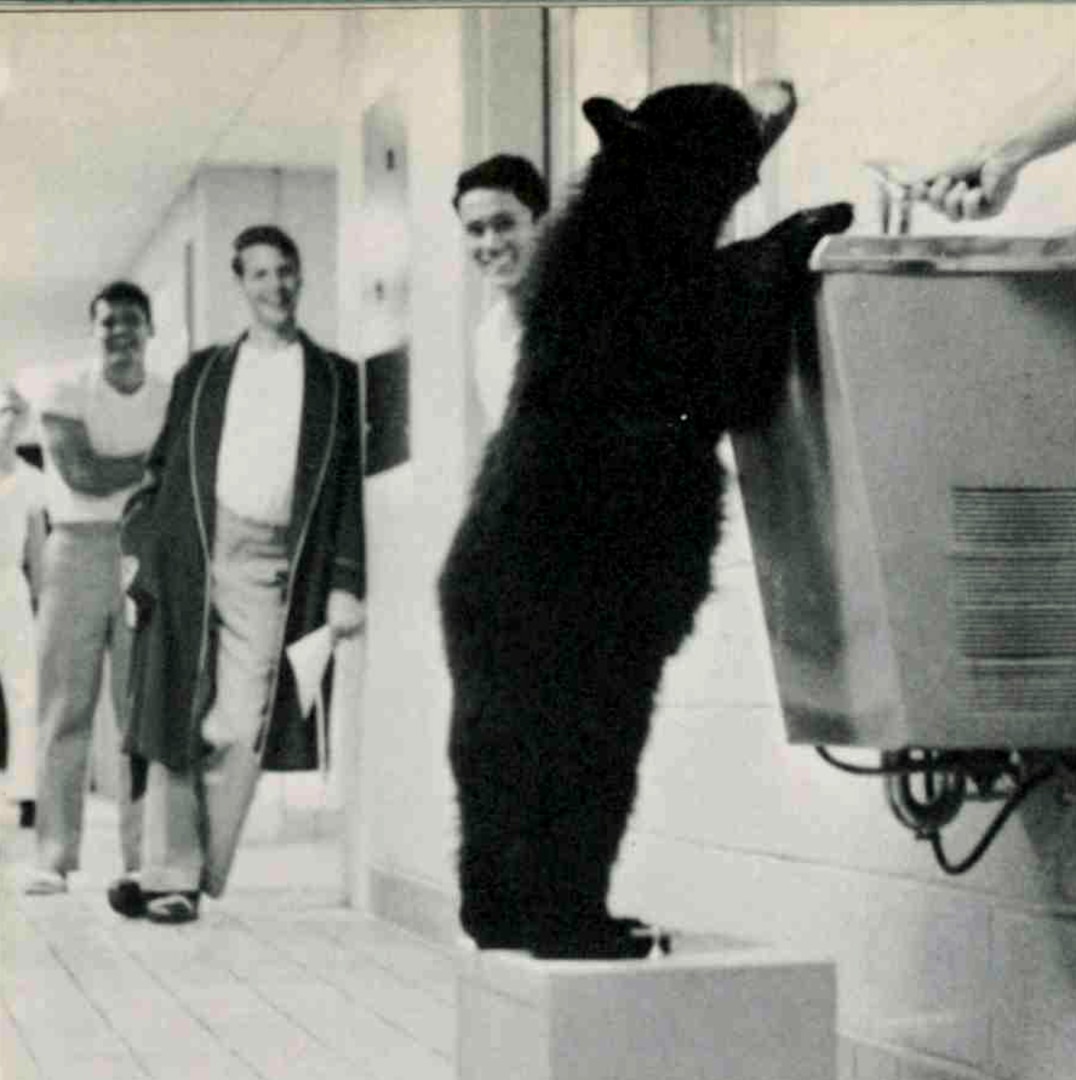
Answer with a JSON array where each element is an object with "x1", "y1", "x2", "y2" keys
[{"x1": 0, "y1": 6, "x2": 346, "y2": 368}]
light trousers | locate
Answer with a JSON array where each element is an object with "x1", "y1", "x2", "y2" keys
[
  {"x1": 35, "y1": 523, "x2": 141, "y2": 874},
  {"x1": 0, "y1": 568, "x2": 37, "y2": 802},
  {"x1": 140, "y1": 505, "x2": 289, "y2": 897}
]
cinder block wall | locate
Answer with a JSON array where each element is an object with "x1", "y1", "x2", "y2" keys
[
  {"x1": 335, "y1": 6, "x2": 475, "y2": 916},
  {"x1": 341, "y1": 8, "x2": 1076, "y2": 1079},
  {"x1": 610, "y1": 8, "x2": 1076, "y2": 1080}
]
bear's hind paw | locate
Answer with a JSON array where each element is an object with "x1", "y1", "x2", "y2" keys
[{"x1": 530, "y1": 916, "x2": 671, "y2": 961}]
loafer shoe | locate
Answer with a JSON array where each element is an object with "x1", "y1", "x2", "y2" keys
[
  {"x1": 107, "y1": 876, "x2": 146, "y2": 919},
  {"x1": 145, "y1": 892, "x2": 199, "y2": 925},
  {"x1": 23, "y1": 868, "x2": 68, "y2": 896}
]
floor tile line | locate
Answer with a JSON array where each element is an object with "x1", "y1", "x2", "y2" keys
[
  {"x1": 83, "y1": 903, "x2": 273, "y2": 1080},
  {"x1": 217, "y1": 911, "x2": 444, "y2": 1075},
  {"x1": 1, "y1": 987, "x2": 45, "y2": 1080},
  {"x1": 244, "y1": 914, "x2": 454, "y2": 1058}
]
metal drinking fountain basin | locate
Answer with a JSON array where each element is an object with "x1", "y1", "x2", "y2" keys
[{"x1": 732, "y1": 234, "x2": 1076, "y2": 750}]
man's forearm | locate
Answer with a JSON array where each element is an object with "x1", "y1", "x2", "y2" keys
[
  {"x1": 42, "y1": 414, "x2": 147, "y2": 497},
  {"x1": 68, "y1": 452, "x2": 146, "y2": 496},
  {"x1": 988, "y1": 80, "x2": 1076, "y2": 171}
]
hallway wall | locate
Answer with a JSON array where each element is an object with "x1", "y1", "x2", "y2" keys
[
  {"x1": 608, "y1": 8, "x2": 1076, "y2": 1080},
  {"x1": 132, "y1": 165, "x2": 338, "y2": 365},
  {"x1": 0, "y1": 287, "x2": 89, "y2": 386},
  {"x1": 336, "y1": 6, "x2": 473, "y2": 917},
  {"x1": 334, "y1": 3, "x2": 549, "y2": 925},
  {"x1": 342, "y1": 7, "x2": 1076, "y2": 1079}
]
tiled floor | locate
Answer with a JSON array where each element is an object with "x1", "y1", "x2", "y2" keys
[{"x1": 1, "y1": 795, "x2": 456, "y2": 1080}]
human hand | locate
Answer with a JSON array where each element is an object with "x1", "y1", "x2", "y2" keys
[
  {"x1": 0, "y1": 383, "x2": 30, "y2": 444},
  {"x1": 905, "y1": 151, "x2": 1020, "y2": 222},
  {"x1": 121, "y1": 556, "x2": 141, "y2": 628},
  {"x1": 121, "y1": 555, "x2": 139, "y2": 591},
  {"x1": 327, "y1": 589, "x2": 366, "y2": 641}
]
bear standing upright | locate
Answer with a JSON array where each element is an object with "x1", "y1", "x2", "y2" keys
[{"x1": 439, "y1": 80, "x2": 853, "y2": 960}]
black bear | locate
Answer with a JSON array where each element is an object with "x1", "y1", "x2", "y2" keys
[{"x1": 439, "y1": 80, "x2": 853, "y2": 960}]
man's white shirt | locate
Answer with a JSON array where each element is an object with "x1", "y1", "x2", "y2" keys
[
  {"x1": 19, "y1": 361, "x2": 171, "y2": 525},
  {"x1": 474, "y1": 295, "x2": 522, "y2": 436},
  {"x1": 216, "y1": 339, "x2": 304, "y2": 525}
]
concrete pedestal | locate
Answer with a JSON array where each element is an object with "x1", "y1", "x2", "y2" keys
[{"x1": 457, "y1": 934, "x2": 836, "y2": 1080}]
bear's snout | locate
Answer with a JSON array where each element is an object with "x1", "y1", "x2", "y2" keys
[{"x1": 744, "y1": 79, "x2": 796, "y2": 154}]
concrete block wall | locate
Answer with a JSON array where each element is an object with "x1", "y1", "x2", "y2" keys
[
  {"x1": 336, "y1": 7, "x2": 1076, "y2": 1078},
  {"x1": 759, "y1": 5, "x2": 1076, "y2": 238},
  {"x1": 335, "y1": 6, "x2": 475, "y2": 911},
  {"x1": 606, "y1": 8, "x2": 1076, "y2": 1079}
]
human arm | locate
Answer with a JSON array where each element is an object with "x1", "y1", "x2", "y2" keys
[
  {"x1": 40, "y1": 412, "x2": 146, "y2": 496},
  {"x1": 909, "y1": 82, "x2": 1076, "y2": 221}
]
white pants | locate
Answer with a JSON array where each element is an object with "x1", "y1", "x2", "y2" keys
[
  {"x1": 0, "y1": 569, "x2": 36, "y2": 802},
  {"x1": 35, "y1": 524, "x2": 141, "y2": 873},
  {"x1": 140, "y1": 505, "x2": 289, "y2": 897}
]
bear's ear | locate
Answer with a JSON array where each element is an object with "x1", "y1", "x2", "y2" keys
[{"x1": 582, "y1": 96, "x2": 649, "y2": 148}]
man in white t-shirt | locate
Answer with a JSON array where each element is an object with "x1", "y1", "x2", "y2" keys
[
  {"x1": 453, "y1": 155, "x2": 549, "y2": 435},
  {"x1": 22, "y1": 281, "x2": 171, "y2": 895}
]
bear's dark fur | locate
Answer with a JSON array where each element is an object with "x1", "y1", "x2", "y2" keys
[{"x1": 439, "y1": 81, "x2": 853, "y2": 959}]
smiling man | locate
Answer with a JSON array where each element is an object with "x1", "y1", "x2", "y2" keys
[
  {"x1": 453, "y1": 155, "x2": 549, "y2": 434},
  {"x1": 113, "y1": 224, "x2": 366, "y2": 924},
  {"x1": 23, "y1": 281, "x2": 171, "y2": 897}
]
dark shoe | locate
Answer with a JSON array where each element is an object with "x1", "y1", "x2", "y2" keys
[
  {"x1": 107, "y1": 876, "x2": 146, "y2": 919},
  {"x1": 18, "y1": 800, "x2": 35, "y2": 829},
  {"x1": 145, "y1": 892, "x2": 200, "y2": 924}
]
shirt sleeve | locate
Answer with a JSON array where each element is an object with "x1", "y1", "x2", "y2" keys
[{"x1": 19, "y1": 363, "x2": 85, "y2": 422}]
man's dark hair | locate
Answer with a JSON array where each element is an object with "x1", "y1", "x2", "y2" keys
[
  {"x1": 453, "y1": 155, "x2": 549, "y2": 219},
  {"x1": 231, "y1": 224, "x2": 302, "y2": 277},
  {"x1": 88, "y1": 280, "x2": 152, "y2": 324}
]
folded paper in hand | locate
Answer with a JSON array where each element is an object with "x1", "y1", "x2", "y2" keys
[{"x1": 286, "y1": 624, "x2": 335, "y2": 774}]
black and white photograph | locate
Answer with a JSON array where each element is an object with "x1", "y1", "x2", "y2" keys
[{"x1": 2, "y1": 3, "x2": 1075, "y2": 1078}]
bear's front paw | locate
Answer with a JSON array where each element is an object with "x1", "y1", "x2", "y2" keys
[
  {"x1": 802, "y1": 201, "x2": 855, "y2": 238},
  {"x1": 772, "y1": 202, "x2": 854, "y2": 264}
]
